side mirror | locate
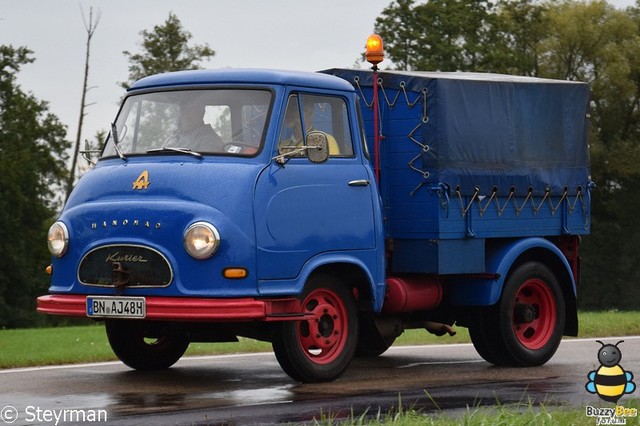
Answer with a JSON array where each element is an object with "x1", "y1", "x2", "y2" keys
[{"x1": 305, "y1": 131, "x2": 329, "y2": 163}]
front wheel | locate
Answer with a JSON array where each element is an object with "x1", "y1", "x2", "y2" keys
[
  {"x1": 272, "y1": 274, "x2": 358, "y2": 383},
  {"x1": 105, "y1": 320, "x2": 189, "y2": 370},
  {"x1": 469, "y1": 261, "x2": 565, "y2": 366}
]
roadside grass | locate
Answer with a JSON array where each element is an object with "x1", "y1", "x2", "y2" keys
[
  {"x1": 1, "y1": 310, "x2": 639, "y2": 369},
  {"x1": 0, "y1": 325, "x2": 272, "y2": 369},
  {"x1": 311, "y1": 398, "x2": 640, "y2": 425}
]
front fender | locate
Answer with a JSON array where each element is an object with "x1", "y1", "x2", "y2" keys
[
  {"x1": 449, "y1": 237, "x2": 576, "y2": 306},
  {"x1": 257, "y1": 250, "x2": 384, "y2": 311}
]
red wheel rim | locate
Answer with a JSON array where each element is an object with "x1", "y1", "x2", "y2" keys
[
  {"x1": 511, "y1": 278, "x2": 556, "y2": 350},
  {"x1": 297, "y1": 288, "x2": 349, "y2": 364}
]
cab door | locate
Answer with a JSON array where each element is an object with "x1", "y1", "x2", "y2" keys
[{"x1": 254, "y1": 93, "x2": 377, "y2": 280}]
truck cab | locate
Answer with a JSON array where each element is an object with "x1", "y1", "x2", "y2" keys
[{"x1": 39, "y1": 69, "x2": 385, "y2": 381}]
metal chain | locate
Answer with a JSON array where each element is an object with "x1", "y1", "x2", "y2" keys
[
  {"x1": 494, "y1": 188, "x2": 515, "y2": 216},
  {"x1": 378, "y1": 78, "x2": 401, "y2": 107},
  {"x1": 352, "y1": 76, "x2": 425, "y2": 110},
  {"x1": 548, "y1": 189, "x2": 568, "y2": 214},
  {"x1": 452, "y1": 187, "x2": 588, "y2": 229},
  {"x1": 455, "y1": 187, "x2": 480, "y2": 217},
  {"x1": 478, "y1": 189, "x2": 497, "y2": 216},
  {"x1": 353, "y1": 76, "x2": 372, "y2": 108},
  {"x1": 532, "y1": 189, "x2": 551, "y2": 215},
  {"x1": 568, "y1": 188, "x2": 583, "y2": 214},
  {"x1": 513, "y1": 190, "x2": 533, "y2": 215}
]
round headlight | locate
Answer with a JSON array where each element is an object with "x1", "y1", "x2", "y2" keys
[
  {"x1": 47, "y1": 222, "x2": 69, "y2": 257},
  {"x1": 184, "y1": 222, "x2": 220, "y2": 259}
]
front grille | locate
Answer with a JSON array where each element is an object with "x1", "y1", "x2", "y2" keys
[{"x1": 79, "y1": 245, "x2": 173, "y2": 287}]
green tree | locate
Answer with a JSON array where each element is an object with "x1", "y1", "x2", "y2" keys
[
  {"x1": 373, "y1": 0, "x2": 421, "y2": 70},
  {"x1": 568, "y1": 2, "x2": 640, "y2": 309},
  {"x1": 375, "y1": 0, "x2": 502, "y2": 71},
  {"x1": 491, "y1": 0, "x2": 551, "y2": 75},
  {"x1": 0, "y1": 46, "x2": 71, "y2": 327},
  {"x1": 121, "y1": 12, "x2": 215, "y2": 89}
]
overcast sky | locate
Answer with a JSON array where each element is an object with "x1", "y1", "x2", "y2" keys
[{"x1": 1, "y1": 0, "x2": 636, "y2": 148}]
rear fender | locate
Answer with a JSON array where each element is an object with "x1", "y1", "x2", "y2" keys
[{"x1": 449, "y1": 237, "x2": 577, "y2": 307}]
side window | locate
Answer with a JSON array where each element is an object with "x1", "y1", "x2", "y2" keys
[
  {"x1": 278, "y1": 95, "x2": 305, "y2": 156},
  {"x1": 278, "y1": 94, "x2": 354, "y2": 158}
]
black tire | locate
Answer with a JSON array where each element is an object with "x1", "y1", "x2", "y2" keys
[
  {"x1": 468, "y1": 306, "x2": 512, "y2": 365},
  {"x1": 272, "y1": 274, "x2": 358, "y2": 383},
  {"x1": 105, "y1": 320, "x2": 189, "y2": 370},
  {"x1": 356, "y1": 334, "x2": 396, "y2": 358},
  {"x1": 355, "y1": 313, "x2": 397, "y2": 358},
  {"x1": 469, "y1": 261, "x2": 565, "y2": 367}
]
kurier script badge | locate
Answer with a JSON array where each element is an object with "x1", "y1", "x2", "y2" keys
[{"x1": 132, "y1": 170, "x2": 150, "y2": 190}]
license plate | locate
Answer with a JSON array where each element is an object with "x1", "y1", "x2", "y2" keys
[{"x1": 86, "y1": 296, "x2": 146, "y2": 319}]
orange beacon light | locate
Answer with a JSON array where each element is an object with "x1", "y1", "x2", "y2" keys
[{"x1": 365, "y1": 34, "x2": 384, "y2": 66}]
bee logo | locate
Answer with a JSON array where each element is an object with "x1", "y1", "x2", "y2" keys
[{"x1": 586, "y1": 340, "x2": 635, "y2": 403}]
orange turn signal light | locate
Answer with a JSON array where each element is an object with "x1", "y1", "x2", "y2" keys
[
  {"x1": 45, "y1": 265, "x2": 52, "y2": 275},
  {"x1": 223, "y1": 268, "x2": 248, "y2": 279},
  {"x1": 365, "y1": 34, "x2": 384, "y2": 65}
]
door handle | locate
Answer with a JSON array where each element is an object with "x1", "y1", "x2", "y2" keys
[{"x1": 348, "y1": 179, "x2": 370, "y2": 187}]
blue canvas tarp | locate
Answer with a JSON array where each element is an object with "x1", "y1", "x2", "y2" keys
[{"x1": 324, "y1": 69, "x2": 591, "y2": 197}]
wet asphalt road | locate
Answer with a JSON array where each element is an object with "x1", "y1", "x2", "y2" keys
[{"x1": 2, "y1": 337, "x2": 639, "y2": 425}]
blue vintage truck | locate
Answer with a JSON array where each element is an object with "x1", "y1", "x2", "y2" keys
[{"x1": 38, "y1": 59, "x2": 592, "y2": 382}]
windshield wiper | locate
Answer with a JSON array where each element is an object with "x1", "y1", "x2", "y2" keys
[
  {"x1": 110, "y1": 122, "x2": 126, "y2": 160},
  {"x1": 146, "y1": 146, "x2": 203, "y2": 158}
]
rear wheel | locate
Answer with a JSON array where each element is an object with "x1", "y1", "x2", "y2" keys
[
  {"x1": 469, "y1": 261, "x2": 565, "y2": 366},
  {"x1": 272, "y1": 274, "x2": 358, "y2": 382},
  {"x1": 105, "y1": 320, "x2": 189, "y2": 370},
  {"x1": 468, "y1": 307, "x2": 510, "y2": 365}
]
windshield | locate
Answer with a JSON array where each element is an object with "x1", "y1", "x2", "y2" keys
[{"x1": 102, "y1": 89, "x2": 272, "y2": 158}]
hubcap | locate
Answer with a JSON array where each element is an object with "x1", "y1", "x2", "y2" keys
[
  {"x1": 297, "y1": 288, "x2": 348, "y2": 364},
  {"x1": 514, "y1": 303, "x2": 537, "y2": 324},
  {"x1": 512, "y1": 279, "x2": 556, "y2": 350}
]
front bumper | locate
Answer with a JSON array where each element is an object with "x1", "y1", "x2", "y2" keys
[{"x1": 37, "y1": 294, "x2": 309, "y2": 322}]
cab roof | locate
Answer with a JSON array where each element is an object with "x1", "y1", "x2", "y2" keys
[{"x1": 129, "y1": 68, "x2": 356, "y2": 93}]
